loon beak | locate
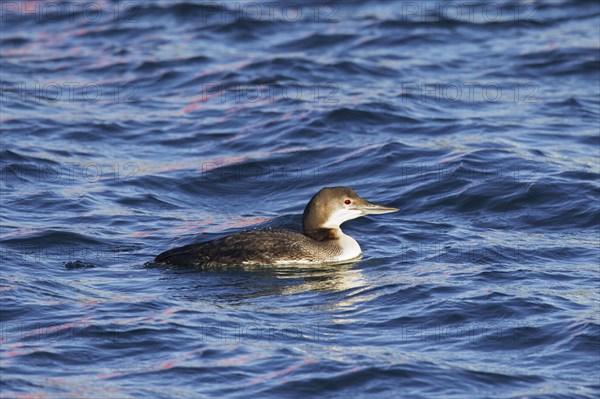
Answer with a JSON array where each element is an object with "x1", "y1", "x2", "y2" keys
[{"x1": 355, "y1": 200, "x2": 399, "y2": 215}]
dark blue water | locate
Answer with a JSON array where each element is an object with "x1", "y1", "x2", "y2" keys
[{"x1": 1, "y1": 0, "x2": 599, "y2": 398}]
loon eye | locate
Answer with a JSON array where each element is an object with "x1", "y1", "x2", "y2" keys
[{"x1": 344, "y1": 199, "x2": 351, "y2": 205}]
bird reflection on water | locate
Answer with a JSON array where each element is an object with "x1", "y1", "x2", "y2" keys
[{"x1": 151, "y1": 261, "x2": 368, "y2": 302}]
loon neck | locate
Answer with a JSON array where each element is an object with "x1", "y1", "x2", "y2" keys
[{"x1": 303, "y1": 227, "x2": 341, "y2": 242}]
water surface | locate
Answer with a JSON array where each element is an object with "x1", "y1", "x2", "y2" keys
[{"x1": 1, "y1": 1, "x2": 599, "y2": 398}]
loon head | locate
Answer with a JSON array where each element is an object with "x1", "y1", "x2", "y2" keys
[{"x1": 302, "y1": 186, "x2": 398, "y2": 237}]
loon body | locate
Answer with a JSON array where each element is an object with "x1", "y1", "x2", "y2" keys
[{"x1": 155, "y1": 187, "x2": 398, "y2": 267}]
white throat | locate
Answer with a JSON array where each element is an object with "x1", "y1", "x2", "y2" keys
[{"x1": 321, "y1": 208, "x2": 363, "y2": 229}]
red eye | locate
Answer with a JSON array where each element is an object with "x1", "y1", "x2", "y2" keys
[{"x1": 344, "y1": 199, "x2": 351, "y2": 205}]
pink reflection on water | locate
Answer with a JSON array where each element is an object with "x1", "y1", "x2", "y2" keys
[{"x1": 249, "y1": 357, "x2": 317, "y2": 385}]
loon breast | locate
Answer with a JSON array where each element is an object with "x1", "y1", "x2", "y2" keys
[{"x1": 334, "y1": 232, "x2": 362, "y2": 262}]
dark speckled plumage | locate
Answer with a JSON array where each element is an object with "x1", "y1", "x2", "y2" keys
[{"x1": 155, "y1": 227, "x2": 342, "y2": 267}]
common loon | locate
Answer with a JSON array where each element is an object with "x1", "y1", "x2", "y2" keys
[{"x1": 154, "y1": 186, "x2": 398, "y2": 267}]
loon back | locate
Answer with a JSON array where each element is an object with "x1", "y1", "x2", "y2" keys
[{"x1": 154, "y1": 228, "x2": 353, "y2": 267}]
